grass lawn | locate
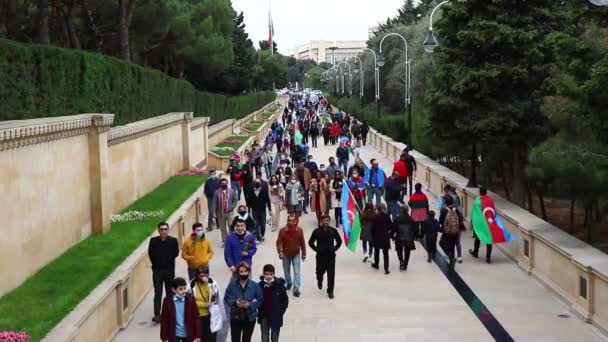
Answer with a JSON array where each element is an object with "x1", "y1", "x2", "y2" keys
[
  {"x1": 211, "y1": 135, "x2": 249, "y2": 157},
  {"x1": 258, "y1": 112, "x2": 275, "y2": 121},
  {"x1": 0, "y1": 175, "x2": 207, "y2": 341},
  {"x1": 242, "y1": 121, "x2": 263, "y2": 132}
]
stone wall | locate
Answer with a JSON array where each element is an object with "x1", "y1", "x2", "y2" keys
[{"x1": 365, "y1": 126, "x2": 608, "y2": 333}]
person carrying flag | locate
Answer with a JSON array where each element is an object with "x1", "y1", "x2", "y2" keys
[
  {"x1": 308, "y1": 215, "x2": 342, "y2": 299},
  {"x1": 347, "y1": 169, "x2": 366, "y2": 209},
  {"x1": 469, "y1": 187, "x2": 513, "y2": 263}
]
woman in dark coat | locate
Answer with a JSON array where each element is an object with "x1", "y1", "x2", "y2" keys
[
  {"x1": 359, "y1": 202, "x2": 375, "y2": 263},
  {"x1": 391, "y1": 205, "x2": 416, "y2": 271},
  {"x1": 371, "y1": 203, "x2": 392, "y2": 274}
]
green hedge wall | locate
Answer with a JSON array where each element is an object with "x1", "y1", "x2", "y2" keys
[{"x1": 0, "y1": 39, "x2": 275, "y2": 125}]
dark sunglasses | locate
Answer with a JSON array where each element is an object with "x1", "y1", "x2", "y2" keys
[{"x1": 159, "y1": 228, "x2": 169, "y2": 231}]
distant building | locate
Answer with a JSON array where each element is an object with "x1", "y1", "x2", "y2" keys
[{"x1": 288, "y1": 40, "x2": 367, "y2": 65}]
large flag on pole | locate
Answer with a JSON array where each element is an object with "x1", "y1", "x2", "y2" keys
[
  {"x1": 294, "y1": 123, "x2": 303, "y2": 145},
  {"x1": 268, "y1": 7, "x2": 274, "y2": 54},
  {"x1": 341, "y1": 181, "x2": 362, "y2": 252},
  {"x1": 471, "y1": 196, "x2": 514, "y2": 244}
]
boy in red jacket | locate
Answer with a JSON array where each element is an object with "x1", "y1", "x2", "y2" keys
[{"x1": 160, "y1": 277, "x2": 201, "y2": 342}]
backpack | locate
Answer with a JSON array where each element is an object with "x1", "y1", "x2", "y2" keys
[{"x1": 444, "y1": 207, "x2": 460, "y2": 235}]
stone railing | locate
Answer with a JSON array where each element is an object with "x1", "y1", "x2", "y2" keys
[
  {"x1": 365, "y1": 126, "x2": 608, "y2": 332},
  {"x1": 41, "y1": 183, "x2": 207, "y2": 342}
]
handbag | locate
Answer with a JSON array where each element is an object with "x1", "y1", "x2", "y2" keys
[
  {"x1": 230, "y1": 283, "x2": 249, "y2": 322},
  {"x1": 209, "y1": 303, "x2": 223, "y2": 333}
]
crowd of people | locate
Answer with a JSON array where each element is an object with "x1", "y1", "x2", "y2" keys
[{"x1": 147, "y1": 93, "x2": 499, "y2": 342}]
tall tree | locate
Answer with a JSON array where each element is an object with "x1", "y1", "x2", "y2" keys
[
  {"x1": 37, "y1": 0, "x2": 50, "y2": 43},
  {"x1": 118, "y1": 0, "x2": 137, "y2": 61}
]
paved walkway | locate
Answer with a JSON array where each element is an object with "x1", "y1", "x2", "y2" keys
[{"x1": 114, "y1": 141, "x2": 607, "y2": 342}]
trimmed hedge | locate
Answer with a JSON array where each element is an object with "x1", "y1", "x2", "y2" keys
[{"x1": 0, "y1": 39, "x2": 275, "y2": 125}]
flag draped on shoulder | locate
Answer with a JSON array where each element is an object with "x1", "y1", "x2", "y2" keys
[
  {"x1": 294, "y1": 122, "x2": 303, "y2": 145},
  {"x1": 341, "y1": 181, "x2": 361, "y2": 252},
  {"x1": 471, "y1": 196, "x2": 514, "y2": 244}
]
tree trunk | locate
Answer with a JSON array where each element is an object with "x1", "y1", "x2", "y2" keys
[
  {"x1": 525, "y1": 180, "x2": 535, "y2": 214},
  {"x1": 37, "y1": 0, "x2": 50, "y2": 43},
  {"x1": 584, "y1": 207, "x2": 591, "y2": 243},
  {"x1": 1, "y1": 0, "x2": 15, "y2": 38},
  {"x1": 118, "y1": 0, "x2": 130, "y2": 61},
  {"x1": 81, "y1": 0, "x2": 102, "y2": 51},
  {"x1": 570, "y1": 195, "x2": 576, "y2": 234},
  {"x1": 511, "y1": 139, "x2": 526, "y2": 207},
  {"x1": 65, "y1": 9, "x2": 80, "y2": 49},
  {"x1": 536, "y1": 183, "x2": 548, "y2": 221}
]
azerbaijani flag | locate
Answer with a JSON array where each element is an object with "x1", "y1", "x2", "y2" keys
[
  {"x1": 294, "y1": 123, "x2": 303, "y2": 145},
  {"x1": 471, "y1": 196, "x2": 514, "y2": 244},
  {"x1": 341, "y1": 181, "x2": 361, "y2": 252},
  {"x1": 268, "y1": 8, "x2": 274, "y2": 54}
]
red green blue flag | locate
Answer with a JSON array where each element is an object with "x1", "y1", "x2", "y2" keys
[
  {"x1": 341, "y1": 181, "x2": 361, "y2": 252},
  {"x1": 294, "y1": 123, "x2": 303, "y2": 145},
  {"x1": 471, "y1": 196, "x2": 514, "y2": 244}
]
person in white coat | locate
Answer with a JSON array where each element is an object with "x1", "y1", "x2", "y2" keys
[{"x1": 189, "y1": 267, "x2": 228, "y2": 342}]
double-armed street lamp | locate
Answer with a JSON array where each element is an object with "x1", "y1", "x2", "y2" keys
[
  {"x1": 337, "y1": 61, "x2": 352, "y2": 97},
  {"x1": 357, "y1": 48, "x2": 380, "y2": 115},
  {"x1": 347, "y1": 55, "x2": 365, "y2": 106}
]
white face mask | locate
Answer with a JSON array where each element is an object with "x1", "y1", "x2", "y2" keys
[{"x1": 291, "y1": 179, "x2": 297, "y2": 184}]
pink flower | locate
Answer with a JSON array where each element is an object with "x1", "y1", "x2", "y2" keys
[{"x1": 0, "y1": 331, "x2": 30, "y2": 342}]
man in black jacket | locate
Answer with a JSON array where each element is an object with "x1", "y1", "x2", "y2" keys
[
  {"x1": 148, "y1": 222, "x2": 179, "y2": 323},
  {"x1": 308, "y1": 215, "x2": 343, "y2": 299},
  {"x1": 246, "y1": 178, "x2": 272, "y2": 242}
]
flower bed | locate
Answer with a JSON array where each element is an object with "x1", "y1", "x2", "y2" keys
[
  {"x1": 0, "y1": 175, "x2": 207, "y2": 341},
  {"x1": 242, "y1": 121, "x2": 264, "y2": 132},
  {"x1": 258, "y1": 112, "x2": 275, "y2": 121},
  {"x1": 210, "y1": 135, "x2": 249, "y2": 157},
  {"x1": 0, "y1": 332, "x2": 29, "y2": 342}
]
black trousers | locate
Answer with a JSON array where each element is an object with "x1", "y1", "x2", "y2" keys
[
  {"x1": 395, "y1": 243, "x2": 411, "y2": 268},
  {"x1": 426, "y1": 236, "x2": 438, "y2": 258},
  {"x1": 231, "y1": 320, "x2": 256, "y2": 342},
  {"x1": 152, "y1": 268, "x2": 174, "y2": 316},
  {"x1": 323, "y1": 136, "x2": 329, "y2": 145},
  {"x1": 473, "y1": 232, "x2": 493, "y2": 258},
  {"x1": 362, "y1": 134, "x2": 367, "y2": 145},
  {"x1": 374, "y1": 247, "x2": 390, "y2": 271},
  {"x1": 201, "y1": 315, "x2": 217, "y2": 342},
  {"x1": 407, "y1": 175, "x2": 414, "y2": 196},
  {"x1": 311, "y1": 134, "x2": 318, "y2": 147},
  {"x1": 316, "y1": 254, "x2": 336, "y2": 294},
  {"x1": 334, "y1": 207, "x2": 341, "y2": 226}
]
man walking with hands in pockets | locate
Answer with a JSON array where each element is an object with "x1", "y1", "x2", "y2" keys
[
  {"x1": 308, "y1": 215, "x2": 342, "y2": 299},
  {"x1": 276, "y1": 214, "x2": 307, "y2": 298}
]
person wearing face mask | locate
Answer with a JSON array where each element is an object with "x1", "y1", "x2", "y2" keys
[
  {"x1": 230, "y1": 205, "x2": 256, "y2": 234},
  {"x1": 212, "y1": 178, "x2": 239, "y2": 247},
  {"x1": 268, "y1": 176, "x2": 285, "y2": 233},
  {"x1": 295, "y1": 163, "x2": 312, "y2": 213},
  {"x1": 276, "y1": 214, "x2": 307, "y2": 297},
  {"x1": 190, "y1": 267, "x2": 227, "y2": 342},
  {"x1": 364, "y1": 159, "x2": 386, "y2": 206},
  {"x1": 308, "y1": 215, "x2": 343, "y2": 299},
  {"x1": 245, "y1": 178, "x2": 271, "y2": 242},
  {"x1": 257, "y1": 264, "x2": 289, "y2": 342},
  {"x1": 160, "y1": 277, "x2": 201, "y2": 342},
  {"x1": 347, "y1": 157, "x2": 367, "y2": 178},
  {"x1": 224, "y1": 262, "x2": 263, "y2": 342},
  {"x1": 347, "y1": 170, "x2": 366, "y2": 209},
  {"x1": 148, "y1": 222, "x2": 179, "y2": 324},
  {"x1": 371, "y1": 203, "x2": 393, "y2": 275},
  {"x1": 285, "y1": 175, "x2": 304, "y2": 217},
  {"x1": 275, "y1": 159, "x2": 292, "y2": 189},
  {"x1": 304, "y1": 155, "x2": 318, "y2": 175},
  {"x1": 203, "y1": 168, "x2": 220, "y2": 231},
  {"x1": 325, "y1": 157, "x2": 338, "y2": 180},
  {"x1": 225, "y1": 220, "x2": 258, "y2": 281},
  {"x1": 182, "y1": 223, "x2": 215, "y2": 281},
  {"x1": 310, "y1": 171, "x2": 329, "y2": 224},
  {"x1": 329, "y1": 171, "x2": 344, "y2": 226}
]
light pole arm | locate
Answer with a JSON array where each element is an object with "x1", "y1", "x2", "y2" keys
[
  {"x1": 379, "y1": 32, "x2": 408, "y2": 58},
  {"x1": 429, "y1": 1, "x2": 450, "y2": 31}
]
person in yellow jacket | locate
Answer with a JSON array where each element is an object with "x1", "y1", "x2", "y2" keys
[{"x1": 182, "y1": 223, "x2": 214, "y2": 281}]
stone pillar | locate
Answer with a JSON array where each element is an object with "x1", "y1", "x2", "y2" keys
[
  {"x1": 89, "y1": 115, "x2": 114, "y2": 234},
  {"x1": 202, "y1": 117, "x2": 210, "y2": 166},
  {"x1": 182, "y1": 112, "x2": 193, "y2": 170}
]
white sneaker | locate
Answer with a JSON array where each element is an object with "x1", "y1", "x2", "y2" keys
[{"x1": 457, "y1": 257, "x2": 463, "y2": 263}]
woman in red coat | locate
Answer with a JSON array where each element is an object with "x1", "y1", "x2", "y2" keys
[{"x1": 392, "y1": 153, "x2": 410, "y2": 201}]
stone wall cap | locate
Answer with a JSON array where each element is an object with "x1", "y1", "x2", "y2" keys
[
  {"x1": 108, "y1": 112, "x2": 189, "y2": 142},
  {"x1": 1, "y1": 113, "x2": 114, "y2": 139}
]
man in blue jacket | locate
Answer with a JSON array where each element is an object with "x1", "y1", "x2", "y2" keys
[
  {"x1": 203, "y1": 168, "x2": 220, "y2": 231},
  {"x1": 364, "y1": 159, "x2": 386, "y2": 206},
  {"x1": 225, "y1": 219, "x2": 258, "y2": 280}
]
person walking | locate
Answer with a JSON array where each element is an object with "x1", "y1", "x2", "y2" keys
[
  {"x1": 231, "y1": 205, "x2": 256, "y2": 234},
  {"x1": 224, "y1": 262, "x2": 263, "y2": 342},
  {"x1": 190, "y1": 267, "x2": 226, "y2": 342},
  {"x1": 364, "y1": 159, "x2": 386, "y2": 206},
  {"x1": 148, "y1": 222, "x2": 179, "y2": 324},
  {"x1": 204, "y1": 168, "x2": 221, "y2": 231},
  {"x1": 310, "y1": 171, "x2": 329, "y2": 224},
  {"x1": 325, "y1": 157, "x2": 338, "y2": 180},
  {"x1": 225, "y1": 219, "x2": 258, "y2": 280},
  {"x1": 408, "y1": 183, "x2": 429, "y2": 240},
  {"x1": 246, "y1": 178, "x2": 271, "y2": 242},
  {"x1": 295, "y1": 163, "x2": 312, "y2": 214},
  {"x1": 439, "y1": 196, "x2": 465, "y2": 268},
  {"x1": 404, "y1": 149, "x2": 417, "y2": 196},
  {"x1": 392, "y1": 153, "x2": 410, "y2": 202},
  {"x1": 422, "y1": 210, "x2": 440, "y2": 262},
  {"x1": 182, "y1": 223, "x2": 214, "y2": 281},
  {"x1": 257, "y1": 265, "x2": 289, "y2": 342},
  {"x1": 268, "y1": 176, "x2": 285, "y2": 233},
  {"x1": 227, "y1": 160, "x2": 244, "y2": 201},
  {"x1": 336, "y1": 144, "x2": 349, "y2": 176},
  {"x1": 329, "y1": 171, "x2": 344, "y2": 226},
  {"x1": 469, "y1": 187, "x2": 494, "y2": 263},
  {"x1": 322, "y1": 123, "x2": 330, "y2": 146},
  {"x1": 360, "y1": 121, "x2": 369, "y2": 146},
  {"x1": 310, "y1": 121, "x2": 319, "y2": 148},
  {"x1": 384, "y1": 172, "x2": 403, "y2": 220},
  {"x1": 160, "y1": 277, "x2": 201, "y2": 342},
  {"x1": 308, "y1": 215, "x2": 343, "y2": 299},
  {"x1": 276, "y1": 214, "x2": 307, "y2": 297},
  {"x1": 212, "y1": 178, "x2": 239, "y2": 246},
  {"x1": 347, "y1": 169, "x2": 366, "y2": 209},
  {"x1": 285, "y1": 174, "x2": 304, "y2": 217},
  {"x1": 359, "y1": 202, "x2": 375, "y2": 263},
  {"x1": 438, "y1": 185, "x2": 463, "y2": 263},
  {"x1": 391, "y1": 205, "x2": 415, "y2": 271},
  {"x1": 371, "y1": 203, "x2": 392, "y2": 274}
]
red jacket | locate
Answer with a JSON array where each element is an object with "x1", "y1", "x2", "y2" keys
[
  {"x1": 160, "y1": 295, "x2": 201, "y2": 342},
  {"x1": 392, "y1": 160, "x2": 409, "y2": 178}
]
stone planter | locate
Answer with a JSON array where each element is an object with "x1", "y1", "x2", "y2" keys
[{"x1": 207, "y1": 136, "x2": 255, "y2": 171}]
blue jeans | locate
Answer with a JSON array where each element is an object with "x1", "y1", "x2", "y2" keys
[
  {"x1": 367, "y1": 187, "x2": 382, "y2": 206},
  {"x1": 206, "y1": 196, "x2": 214, "y2": 228},
  {"x1": 387, "y1": 201, "x2": 400, "y2": 221},
  {"x1": 260, "y1": 317, "x2": 280, "y2": 342},
  {"x1": 282, "y1": 256, "x2": 302, "y2": 291},
  {"x1": 303, "y1": 190, "x2": 309, "y2": 212},
  {"x1": 339, "y1": 159, "x2": 348, "y2": 175},
  {"x1": 253, "y1": 210, "x2": 267, "y2": 240},
  {"x1": 231, "y1": 181, "x2": 241, "y2": 200},
  {"x1": 456, "y1": 237, "x2": 462, "y2": 257}
]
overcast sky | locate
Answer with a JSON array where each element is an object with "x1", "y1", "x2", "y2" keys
[{"x1": 231, "y1": 0, "x2": 405, "y2": 55}]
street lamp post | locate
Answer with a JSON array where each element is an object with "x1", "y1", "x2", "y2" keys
[
  {"x1": 357, "y1": 48, "x2": 380, "y2": 116},
  {"x1": 348, "y1": 56, "x2": 364, "y2": 107},
  {"x1": 337, "y1": 61, "x2": 352, "y2": 97},
  {"x1": 423, "y1": 1, "x2": 449, "y2": 53},
  {"x1": 378, "y1": 32, "x2": 412, "y2": 146}
]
